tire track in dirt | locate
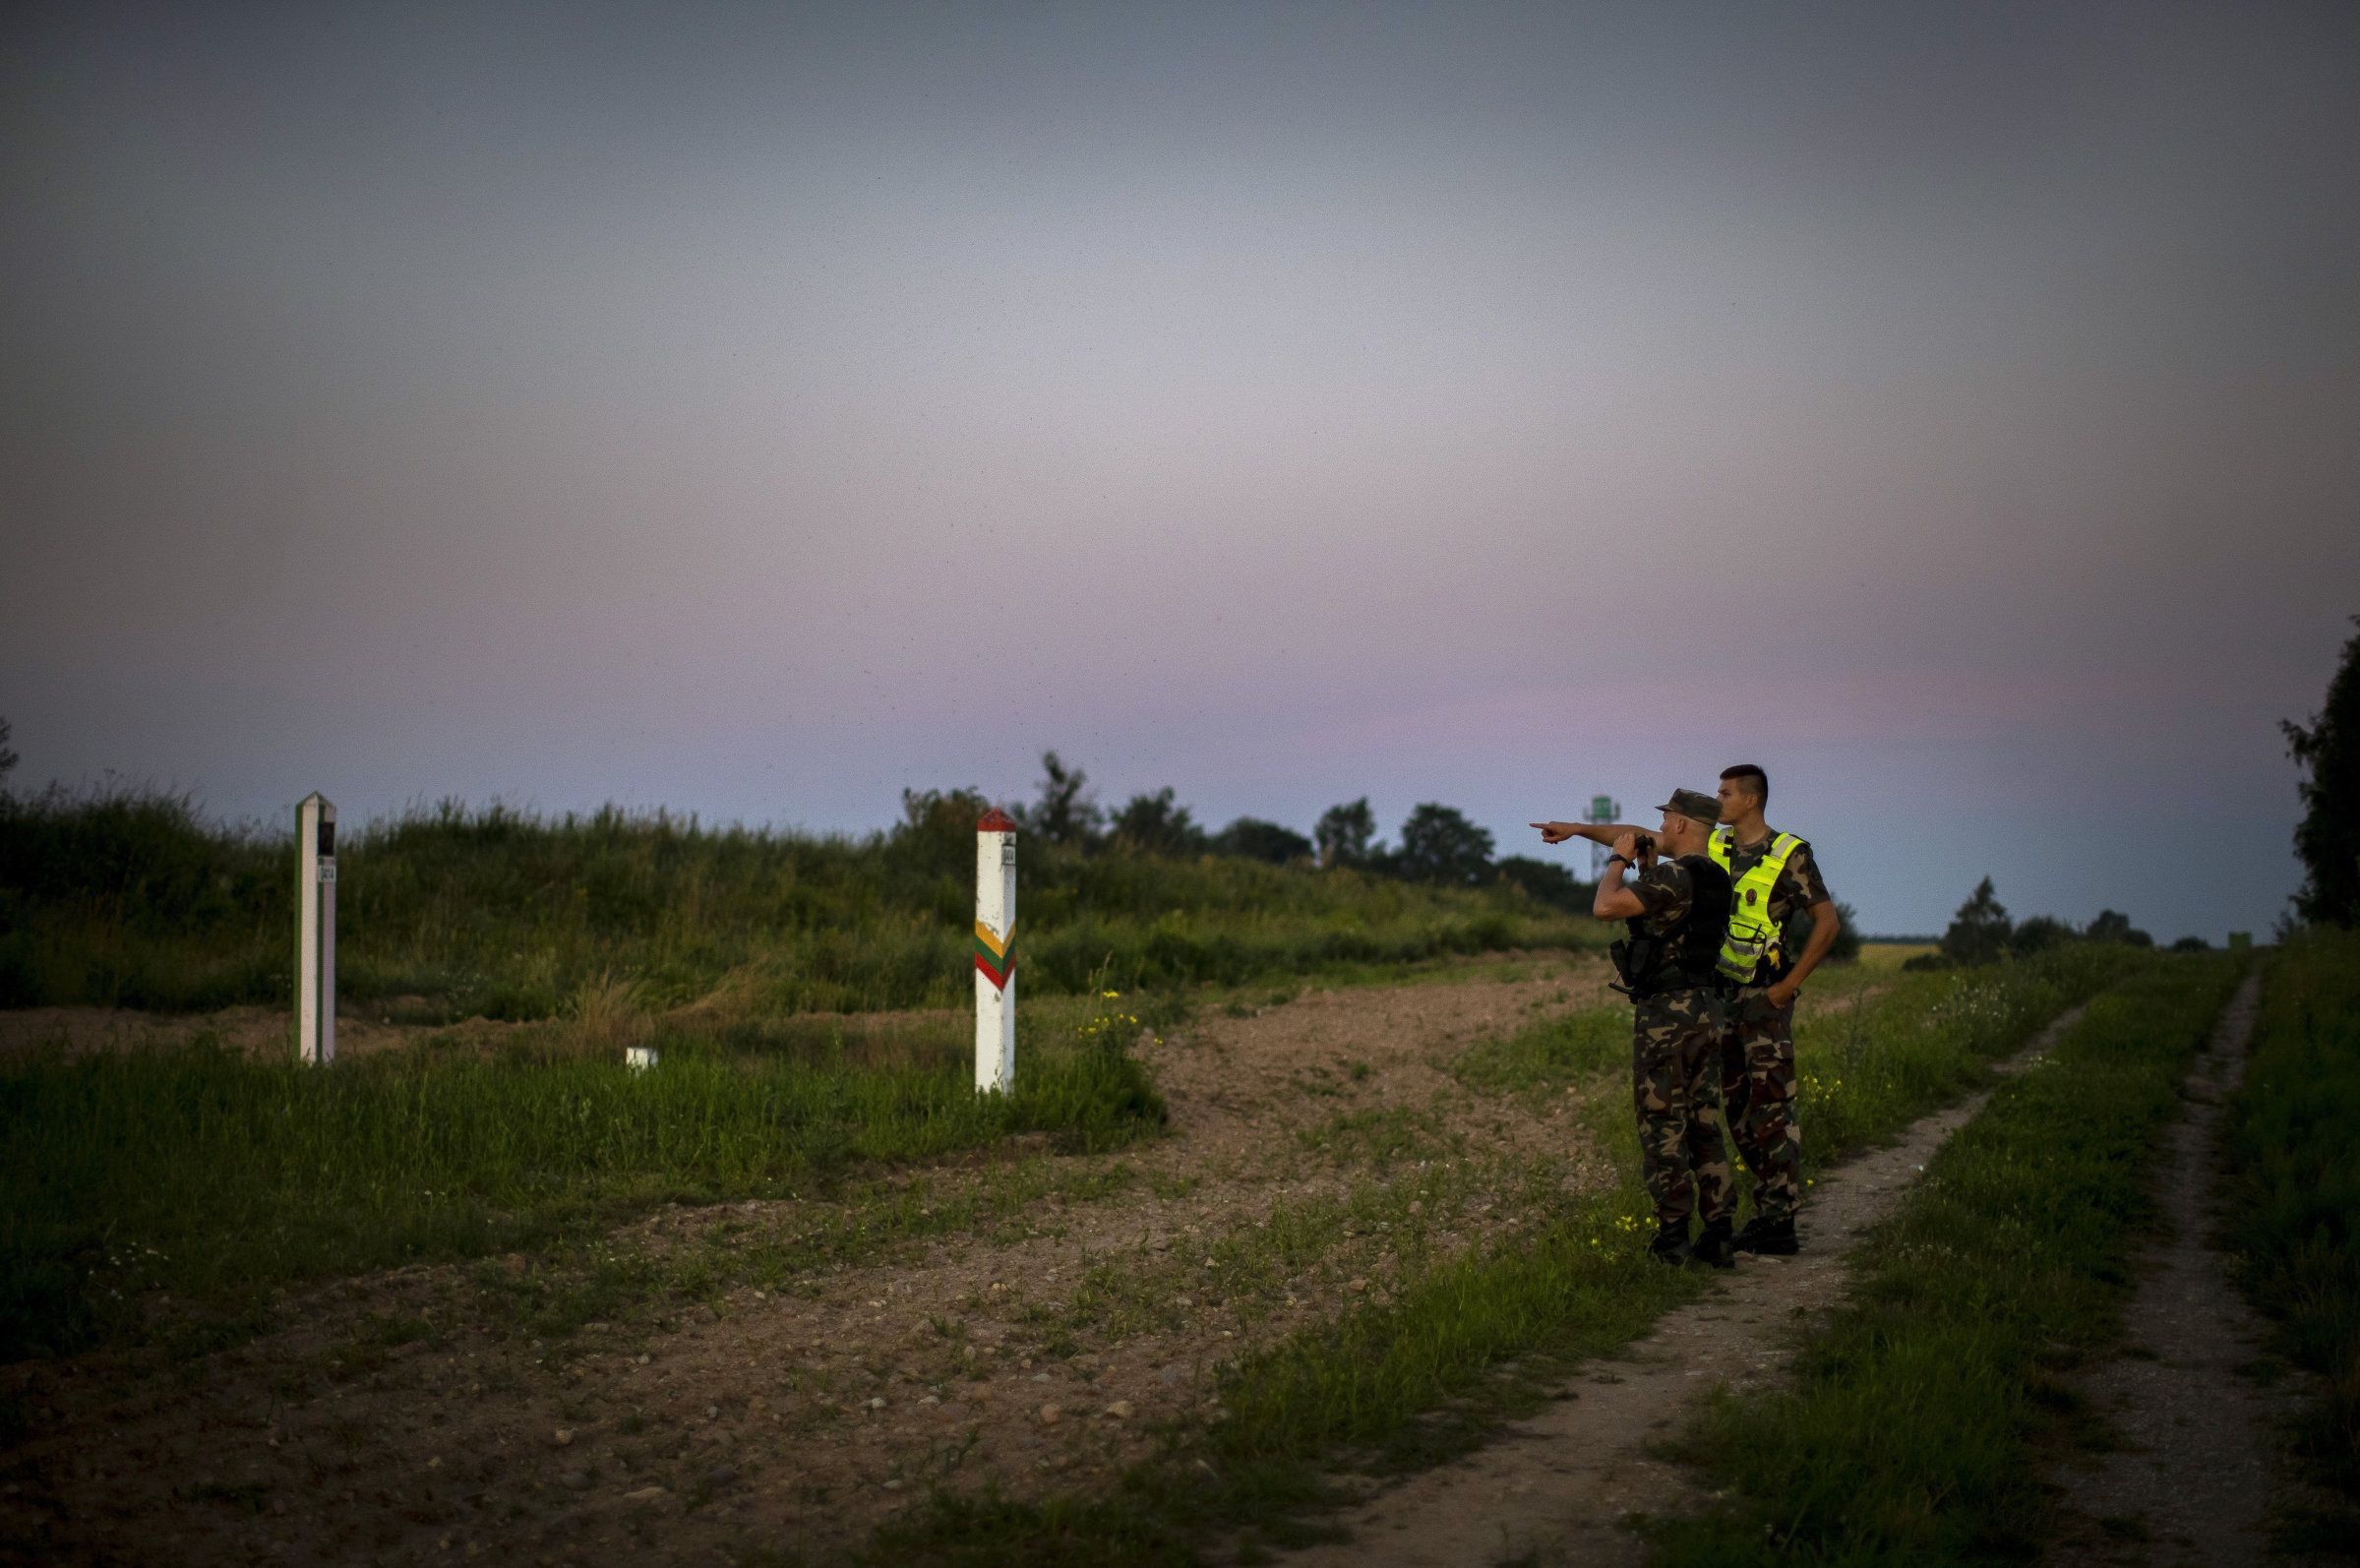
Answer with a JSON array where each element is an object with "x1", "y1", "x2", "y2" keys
[
  {"x1": 1272, "y1": 1002, "x2": 2095, "y2": 1568},
  {"x1": 0, "y1": 960, "x2": 1628, "y2": 1566},
  {"x1": 2041, "y1": 972, "x2": 2322, "y2": 1567}
]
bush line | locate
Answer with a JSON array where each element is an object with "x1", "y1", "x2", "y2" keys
[
  {"x1": 2221, "y1": 928, "x2": 2360, "y2": 1550},
  {"x1": 0, "y1": 790, "x2": 1598, "y2": 1017}
]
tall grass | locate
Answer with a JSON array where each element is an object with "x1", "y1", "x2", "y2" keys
[
  {"x1": 1647, "y1": 953, "x2": 2242, "y2": 1566},
  {"x1": 0, "y1": 787, "x2": 1595, "y2": 1017},
  {"x1": 859, "y1": 947, "x2": 2148, "y2": 1565},
  {"x1": 2223, "y1": 928, "x2": 2360, "y2": 1544},
  {"x1": 0, "y1": 1009, "x2": 1164, "y2": 1361}
]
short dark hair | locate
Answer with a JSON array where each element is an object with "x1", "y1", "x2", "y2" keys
[{"x1": 1720, "y1": 764, "x2": 1769, "y2": 805}]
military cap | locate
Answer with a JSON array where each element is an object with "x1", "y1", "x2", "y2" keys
[{"x1": 1656, "y1": 789, "x2": 1722, "y2": 827}]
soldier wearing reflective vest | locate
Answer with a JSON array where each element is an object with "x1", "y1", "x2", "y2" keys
[
  {"x1": 1583, "y1": 789, "x2": 1738, "y2": 1269},
  {"x1": 1710, "y1": 763, "x2": 1841, "y2": 1255}
]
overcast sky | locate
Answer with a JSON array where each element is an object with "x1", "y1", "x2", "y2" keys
[{"x1": 4, "y1": 0, "x2": 2354, "y2": 939}]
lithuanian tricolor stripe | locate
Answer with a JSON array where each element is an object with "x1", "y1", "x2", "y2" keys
[{"x1": 974, "y1": 919, "x2": 1016, "y2": 991}]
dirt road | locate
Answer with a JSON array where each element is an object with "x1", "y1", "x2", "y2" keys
[
  {"x1": 4, "y1": 961, "x2": 1635, "y2": 1565},
  {"x1": 2042, "y1": 973, "x2": 2323, "y2": 1567},
  {"x1": 1273, "y1": 1002, "x2": 2093, "y2": 1568}
]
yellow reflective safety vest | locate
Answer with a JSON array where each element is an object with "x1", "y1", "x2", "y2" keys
[{"x1": 1708, "y1": 826, "x2": 1804, "y2": 985}]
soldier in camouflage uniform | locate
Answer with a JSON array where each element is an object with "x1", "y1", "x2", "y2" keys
[
  {"x1": 1576, "y1": 789, "x2": 1736, "y2": 1268},
  {"x1": 1709, "y1": 764, "x2": 1841, "y2": 1255}
]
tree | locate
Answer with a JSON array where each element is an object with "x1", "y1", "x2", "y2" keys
[
  {"x1": 2283, "y1": 615, "x2": 2360, "y2": 927},
  {"x1": 2086, "y1": 909, "x2": 2153, "y2": 948},
  {"x1": 1941, "y1": 877, "x2": 2013, "y2": 966},
  {"x1": 2009, "y1": 914, "x2": 2075, "y2": 956},
  {"x1": 890, "y1": 786, "x2": 993, "y2": 880},
  {"x1": 1314, "y1": 798, "x2": 1377, "y2": 869},
  {"x1": 1017, "y1": 751, "x2": 1100, "y2": 848},
  {"x1": 1110, "y1": 788, "x2": 1206, "y2": 857},
  {"x1": 1395, "y1": 803, "x2": 1495, "y2": 886},
  {"x1": 1215, "y1": 816, "x2": 1313, "y2": 865},
  {"x1": 1786, "y1": 898, "x2": 1863, "y2": 965},
  {"x1": 0, "y1": 717, "x2": 14, "y2": 790}
]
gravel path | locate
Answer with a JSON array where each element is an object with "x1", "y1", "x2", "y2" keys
[{"x1": 1274, "y1": 1003, "x2": 2094, "y2": 1568}]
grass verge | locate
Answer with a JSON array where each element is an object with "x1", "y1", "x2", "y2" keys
[
  {"x1": 849, "y1": 947, "x2": 2148, "y2": 1566},
  {"x1": 1644, "y1": 952, "x2": 2242, "y2": 1566},
  {"x1": 0, "y1": 1001, "x2": 1166, "y2": 1362},
  {"x1": 2222, "y1": 928, "x2": 2360, "y2": 1552}
]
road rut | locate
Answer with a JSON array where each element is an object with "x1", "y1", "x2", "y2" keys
[{"x1": 1275, "y1": 1002, "x2": 2094, "y2": 1568}]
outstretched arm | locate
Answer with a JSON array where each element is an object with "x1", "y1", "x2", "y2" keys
[{"x1": 1533, "y1": 819, "x2": 1649, "y2": 846}]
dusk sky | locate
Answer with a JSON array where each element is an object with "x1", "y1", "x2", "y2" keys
[{"x1": 4, "y1": 1, "x2": 2355, "y2": 940}]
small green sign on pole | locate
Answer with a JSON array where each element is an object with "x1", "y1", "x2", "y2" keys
[{"x1": 1587, "y1": 795, "x2": 1619, "y2": 880}]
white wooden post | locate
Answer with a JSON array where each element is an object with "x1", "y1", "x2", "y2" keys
[
  {"x1": 974, "y1": 807, "x2": 1017, "y2": 1093},
  {"x1": 295, "y1": 793, "x2": 336, "y2": 1065}
]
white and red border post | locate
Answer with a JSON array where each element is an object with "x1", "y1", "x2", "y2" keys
[
  {"x1": 974, "y1": 808, "x2": 1018, "y2": 1093},
  {"x1": 295, "y1": 792, "x2": 337, "y2": 1065}
]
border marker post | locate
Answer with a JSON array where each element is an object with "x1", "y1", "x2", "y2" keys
[
  {"x1": 974, "y1": 807, "x2": 1018, "y2": 1093},
  {"x1": 295, "y1": 792, "x2": 336, "y2": 1065}
]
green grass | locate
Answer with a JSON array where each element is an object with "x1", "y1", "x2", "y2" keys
[
  {"x1": 0, "y1": 1001, "x2": 1166, "y2": 1362},
  {"x1": 1455, "y1": 949, "x2": 2142, "y2": 1153},
  {"x1": 852, "y1": 947, "x2": 2147, "y2": 1566},
  {"x1": 0, "y1": 786, "x2": 1598, "y2": 1018},
  {"x1": 2223, "y1": 928, "x2": 2360, "y2": 1550},
  {"x1": 1644, "y1": 953, "x2": 2242, "y2": 1567}
]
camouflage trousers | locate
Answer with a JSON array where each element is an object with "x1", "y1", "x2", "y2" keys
[
  {"x1": 1630, "y1": 988, "x2": 1733, "y2": 1229},
  {"x1": 1721, "y1": 987, "x2": 1802, "y2": 1222}
]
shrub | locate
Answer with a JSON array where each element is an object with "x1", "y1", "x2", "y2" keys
[
  {"x1": 1213, "y1": 817, "x2": 1313, "y2": 865},
  {"x1": 1940, "y1": 877, "x2": 2012, "y2": 966}
]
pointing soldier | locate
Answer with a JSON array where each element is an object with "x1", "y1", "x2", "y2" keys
[
  {"x1": 1567, "y1": 790, "x2": 1737, "y2": 1269},
  {"x1": 1535, "y1": 766, "x2": 1843, "y2": 1256}
]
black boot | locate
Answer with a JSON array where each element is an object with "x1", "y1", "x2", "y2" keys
[
  {"x1": 1691, "y1": 1219, "x2": 1737, "y2": 1270},
  {"x1": 1733, "y1": 1214, "x2": 1799, "y2": 1255},
  {"x1": 1648, "y1": 1223, "x2": 1692, "y2": 1266}
]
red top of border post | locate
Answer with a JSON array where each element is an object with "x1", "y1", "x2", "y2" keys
[{"x1": 976, "y1": 807, "x2": 1018, "y2": 833}]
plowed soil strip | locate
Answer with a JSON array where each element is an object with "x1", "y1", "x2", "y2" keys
[{"x1": 1275, "y1": 1002, "x2": 2092, "y2": 1568}]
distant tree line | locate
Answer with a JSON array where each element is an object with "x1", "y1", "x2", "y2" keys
[
  {"x1": 948, "y1": 751, "x2": 1601, "y2": 915},
  {"x1": 1902, "y1": 875, "x2": 2194, "y2": 971}
]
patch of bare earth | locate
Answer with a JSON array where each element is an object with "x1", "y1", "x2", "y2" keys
[
  {"x1": 1, "y1": 957, "x2": 1633, "y2": 1565},
  {"x1": 1268, "y1": 1002, "x2": 2094, "y2": 1568},
  {"x1": 2042, "y1": 973, "x2": 2333, "y2": 1567},
  {"x1": 0, "y1": 1003, "x2": 453, "y2": 1061}
]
